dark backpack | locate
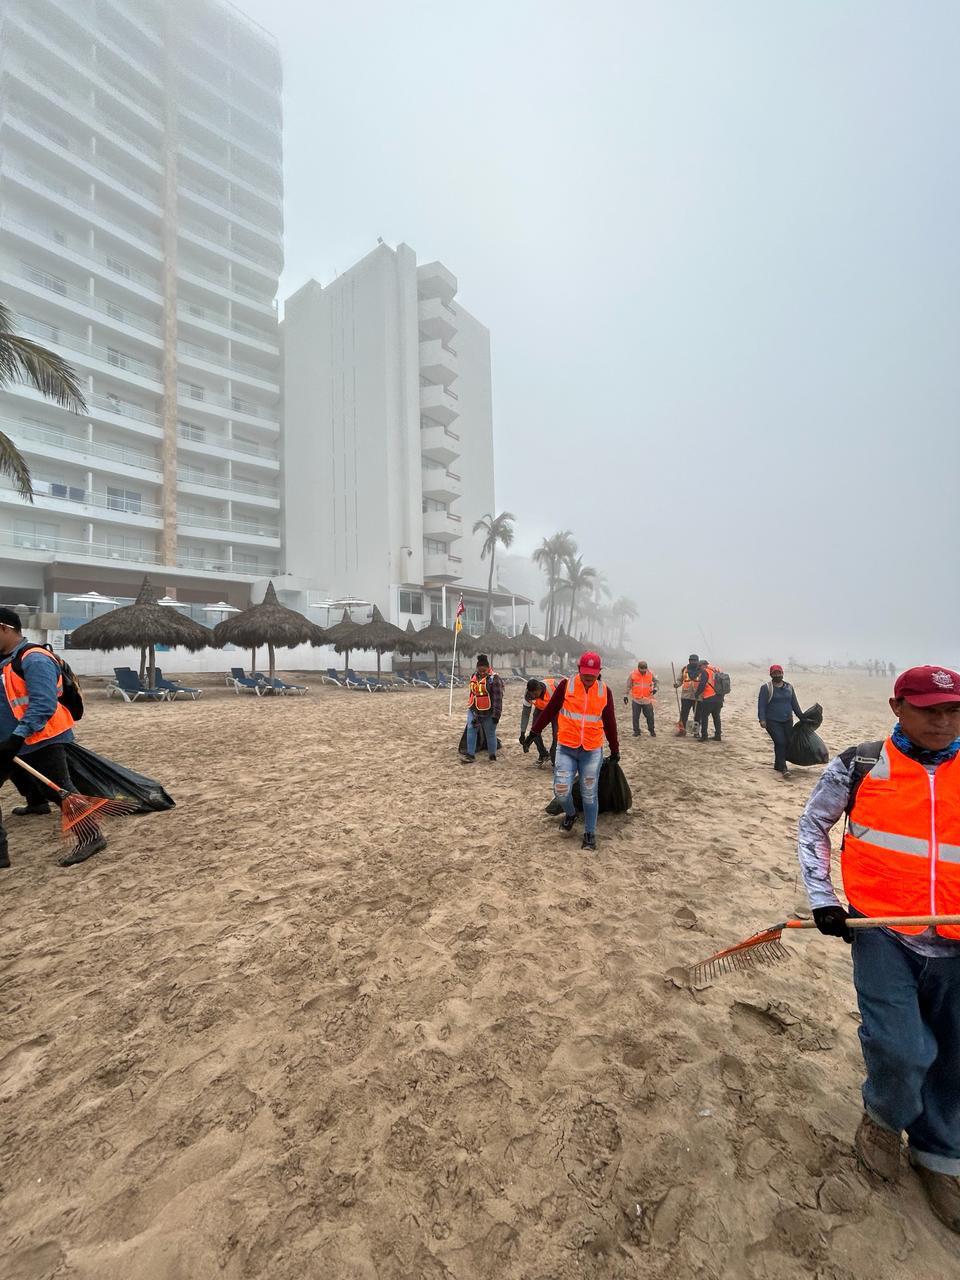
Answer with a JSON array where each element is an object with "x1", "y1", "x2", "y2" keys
[
  {"x1": 714, "y1": 670, "x2": 732, "y2": 697},
  {"x1": 11, "y1": 644, "x2": 85, "y2": 722},
  {"x1": 839, "y1": 740, "x2": 884, "y2": 816}
]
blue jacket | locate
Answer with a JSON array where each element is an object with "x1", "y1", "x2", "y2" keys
[
  {"x1": 0, "y1": 640, "x2": 74, "y2": 754},
  {"x1": 758, "y1": 680, "x2": 802, "y2": 723}
]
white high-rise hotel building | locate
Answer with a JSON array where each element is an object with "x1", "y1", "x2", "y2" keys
[{"x1": 0, "y1": 0, "x2": 283, "y2": 621}]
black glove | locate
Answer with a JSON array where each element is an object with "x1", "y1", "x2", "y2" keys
[
  {"x1": 0, "y1": 734, "x2": 25, "y2": 765},
  {"x1": 492, "y1": 717, "x2": 500, "y2": 725},
  {"x1": 813, "y1": 906, "x2": 853, "y2": 943},
  {"x1": 608, "y1": 751, "x2": 620, "y2": 765},
  {"x1": 518, "y1": 733, "x2": 526, "y2": 745},
  {"x1": 623, "y1": 695, "x2": 628, "y2": 705}
]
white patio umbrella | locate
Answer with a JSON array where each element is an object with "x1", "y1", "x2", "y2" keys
[{"x1": 67, "y1": 590, "x2": 119, "y2": 618}]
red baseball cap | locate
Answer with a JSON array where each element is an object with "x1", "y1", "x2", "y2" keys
[
  {"x1": 578, "y1": 651, "x2": 602, "y2": 675},
  {"x1": 894, "y1": 666, "x2": 960, "y2": 707},
  {"x1": 769, "y1": 664, "x2": 783, "y2": 675}
]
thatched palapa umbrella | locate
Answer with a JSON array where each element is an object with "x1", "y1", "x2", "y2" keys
[
  {"x1": 412, "y1": 619, "x2": 461, "y2": 683},
  {"x1": 68, "y1": 575, "x2": 212, "y2": 689},
  {"x1": 212, "y1": 581, "x2": 326, "y2": 680},
  {"x1": 548, "y1": 624, "x2": 586, "y2": 663},
  {"x1": 517, "y1": 622, "x2": 549, "y2": 672},
  {"x1": 472, "y1": 625, "x2": 519, "y2": 665},
  {"x1": 325, "y1": 609, "x2": 365, "y2": 676},
  {"x1": 354, "y1": 606, "x2": 408, "y2": 682}
]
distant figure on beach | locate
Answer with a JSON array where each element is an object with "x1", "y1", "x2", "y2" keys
[
  {"x1": 519, "y1": 677, "x2": 557, "y2": 766},
  {"x1": 758, "y1": 664, "x2": 803, "y2": 778},
  {"x1": 695, "y1": 658, "x2": 724, "y2": 743},
  {"x1": 0, "y1": 607, "x2": 106, "y2": 869},
  {"x1": 674, "y1": 654, "x2": 700, "y2": 736},
  {"x1": 797, "y1": 664, "x2": 960, "y2": 1233},
  {"x1": 461, "y1": 653, "x2": 503, "y2": 764},
  {"x1": 889, "y1": 661, "x2": 897, "y2": 680},
  {"x1": 524, "y1": 651, "x2": 619, "y2": 853},
  {"x1": 624, "y1": 660, "x2": 658, "y2": 737}
]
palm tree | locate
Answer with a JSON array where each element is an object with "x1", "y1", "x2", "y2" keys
[
  {"x1": 611, "y1": 596, "x2": 639, "y2": 648},
  {"x1": 473, "y1": 510, "x2": 516, "y2": 627},
  {"x1": 0, "y1": 300, "x2": 86, "y2": 499},
  {"x1": 562, "y1": 554, "x2": 598, "y2": 637},
  {"x1": 532, "y1": 529, "x2": 577, "y2": 636}
]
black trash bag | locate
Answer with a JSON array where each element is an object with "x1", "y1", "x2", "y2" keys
[
  {"x1": 787, "y1": 705, "x2": 829, "y2": 766},
  {"x1": 545, "y1": 758, "x2": 632, "y2": 816},
  {"x1": 63, "y1": 742, "x2": 176, "y2": 812},
  {"x1": 456, "y1": 721, "x2": 502, "y2": 755}
]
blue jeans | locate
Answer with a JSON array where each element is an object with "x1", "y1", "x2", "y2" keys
[
  {"x1": 466, "y1": 712, "x2": 497, "y2": 758},
  {"x1": 553, "y1": 744, "x2": 603, "y2": 835},
  {"x1": 853, "y1": 925, "x2": 960, "y2": 1174}
]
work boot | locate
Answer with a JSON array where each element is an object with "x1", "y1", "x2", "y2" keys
[
  {"x1": 675, "y1": 726, "x2": 686, "y2": 737},
  {"x1": 0, "y1": 841, "x2": 9, "y2": 870},
  {"x1": 12, "y1": 802, "x2": 52, "y2": 816},
  {"x1": 913, "y1": 1164, "x2": 960, "y2": 1234},
  {"x1": 460, "y1": 754, "x2": 476, "y2": 764},
  {"x1": 58, "y1": 834, "x2": 107, "y2": 867},
  {"x1": 488, "y1": 755, "x2": 497, "y2": 762},
  {"x1": 581, "y1": 832, "x2": 597, "y2": 853},
  {"x1": 855, "y1": 1112, "x2": 902, "y2": 1183},
  {"x1": 559, "y1": 814, "x2": 577, "y2": 833}
]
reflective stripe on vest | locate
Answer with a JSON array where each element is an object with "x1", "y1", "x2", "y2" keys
[
  {"x1": 557, "y1": 676, "x2": 606, "y2": 750},
  {"x1": 630, "y1": 670, "x2": 655, "y2": 703},
  {"x1": 699, "y1": 666, "x2": 716, "y2": 699},
  {"x1": 469, "y1": 674, "x2": 493, "y2": 712},
  {"x1": 533, "y1": 678, "x2": 557, "y2": 711},
  {"x1": 1, "y1": 646, "x2": 75, "y2": 746},
  {"x1": 841, "y1": 738, "x2": 960, "y2": 939}
]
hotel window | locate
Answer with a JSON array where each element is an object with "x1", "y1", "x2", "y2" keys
[
  {"x1": 107, "y1": 487, "x2": 142, "y2": 513},
  {"x1": 399, "y1": 591, "x2": 424, "y2": 614},
  {"x1": 423, "y1": 538, "x2": 446, "y2": 555}
]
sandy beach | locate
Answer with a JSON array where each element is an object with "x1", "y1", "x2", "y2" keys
[{"x1": 2, "y1": 665, "x2": 958, "y2": 1279}]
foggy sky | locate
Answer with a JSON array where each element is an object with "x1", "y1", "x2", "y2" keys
[{"x1": 240, "y1": 0, "x2": 960, "y2": 664}]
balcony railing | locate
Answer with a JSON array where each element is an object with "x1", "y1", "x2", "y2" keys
[
  {"x1": 177, "y1": 469, "x2": 279, "y2": 500},
  {"x1": 11, "y1": 264, "x2": 162, "y2": 338},
  {"x1": 177, "y1": 511, "x2": 280, "y2": 538},
  {"x1": 178, "y1": 178, "x2": 281, "y2": 237},
  {"x1": 4, "y1": 418, "x2": 160, "y2": 472},
  {"x1": 176, "y1": 553, "x2": 280, "y2": 576},
  {"x1": 179, "y1": 220, "x2": 280, "y2": 274},
  {"x1": 0, "y1": 217, "x2": 162, "y2": 293},
  {"x1": 1, "y1": 161, "x2": 162, "y2": 251},
  {"x1": 91, "y1": 393, "x2": 161, "y2": 428},
  {"x1": 16, "y1": 317, "x2": 162, "y2": 381},
  {"x1": 176, "y1": 384, "x2": 278, "y2": 424},
  {"x1": 176, "y1": 425, "x2": 279, "y2": 461},
  {"x1": 177, "y1": 142, "x2": 283, "y2": 209},
  {"x1": 22, "y1": 481, "x2": 163, "y2": 519},
  {"x1": 176, "y1": 338, "x2": 279, "y2": 383},
  {"x1": 5, "y1": 529, "x2": 163, "y2": 565}
]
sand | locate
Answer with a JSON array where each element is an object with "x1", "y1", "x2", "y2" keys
[{"x1": 1, "y1": 666, "x2": 958, "y2": 1279}]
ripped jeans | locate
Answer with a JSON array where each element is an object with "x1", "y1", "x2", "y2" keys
[{"x1": 553, "y1": 744, "x2": 603, "y2": 835}]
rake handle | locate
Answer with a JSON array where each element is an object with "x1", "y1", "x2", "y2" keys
[
  {"x1": 12, "y1": 754, "x2": 70, "y2": 799},
  {"x1": 785, "y1": 915, "x2": 960, "y2": 930}
]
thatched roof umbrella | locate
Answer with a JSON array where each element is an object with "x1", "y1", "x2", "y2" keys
[
  {"x1": 396, "y1": 619, "x2": 420, "y2": 679},
  {"x1": 410, "y1": 619, "x2": 460, "y2": 683},
  {"x1": 516, "y1": 622, "x2": 550, "y2": 672},
  {"x1": 548, "y1": 624, "x2": 583, "y2": 663},
  {"x1": 325, "y1": 609, "x2": 365, "y2": 676},
  {"x1": 212, "y1": 581, "x2": 326, "y2": 680},
  {"x1": 472, "y1": 625, "x2": 519, "y2": 666},
  {"x1": 353, "y1": 605, "x2": 407, "y2": 682},
  {"x1": 68, "y1": 575, "x2": 212, "y2": 689}
]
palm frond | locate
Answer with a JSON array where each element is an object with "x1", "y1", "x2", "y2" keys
[
  {"x1": 0, "y1": 332, "x2": 87, "y2": 412},
  {"x1": 0, "y1": 431, "x2": 34, "y2": 501}
]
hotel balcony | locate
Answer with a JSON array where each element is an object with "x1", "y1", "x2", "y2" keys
[
  {"x1": 420, "y1": 421, "x2": 460, "y2": 467},
  {"x1": 3, "y1": 417, "x2": 161, "y2": 484},
  {"x1": 417, "y1": 261, "x2": 457, "y2": 304},
  {"x1": 422, "y1": 551, "x2": 464, "y2": 583},
  {"x1": 420, "y1": 382, "x2": 459, "y2": 427},
  {"x1": 422, "y1": 509, "x2": 463, "y2": 543},
  {"x1": 418, "y1": 296, "x2": 457, "y2": 342},
  {"x1": 421, "y1": 465, "x2": 462, "y2": 504},
  {"x1": 176, "y1": 426, "x2": 280, "y2": 471},
  {"x1": 419, "y1": 338, "x2": 458, "y2": 386}
]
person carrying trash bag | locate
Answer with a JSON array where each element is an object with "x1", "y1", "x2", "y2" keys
[
  {"x1": 758, "y1": 664, "x2": 803, "y2": 777},
  {"x1": 797, "y1": 665, "x2": 960, "y2": 1233},
  {"x1": 519, "y1": 677, "x2": 558, "y2": 766},
  {"x1": 460, "y1": 654, "x2": 503, "y2": 764},
  {"x1": 524, "y1": 651, "x2": 619, "y2": 853}
]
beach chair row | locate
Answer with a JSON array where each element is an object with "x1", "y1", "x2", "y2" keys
[
  {"x1": 226, "y1": 668, "x2": 308, "y2": 696},
  {"x1": 319, "y1": 668, "x2": 466, "y2": 692},
  {"x1": 107, "y1": 667, "x2": 202, "y2": 702}
]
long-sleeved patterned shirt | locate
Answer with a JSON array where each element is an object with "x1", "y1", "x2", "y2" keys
[{"x1": 798, "y1": 750, "x2": 960, "y2": 958}]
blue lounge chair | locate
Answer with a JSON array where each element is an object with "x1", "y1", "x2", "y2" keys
[
  {"x1": 346, "y1": 668, "x2": 381, "y2": 692},
  {"x1": 322, "y1": 668, "x2": 344, "y2": 687},
  {"x1": 260, "y1": 675, "x2": 308, "y2": 695},
  {"x1": 231, "y1": 673, "x2": 264, "y2": 695},
  {"x1": 112, "y1": 668, "x2": 168, "y2": 702},
  {"x1": 413, "y1": 669, "x2": 435, "y2": 688},
  {"x1": 154, "y1": 668, "x2": 202, "y2": 701}
]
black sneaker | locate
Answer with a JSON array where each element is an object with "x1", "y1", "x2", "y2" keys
[
  {"x1": 0, "y1": 844, "x2": 9, "y2": 870},
  {"x1": 582, "y1": 832, "x2": 597, "y2": 852},
  {"x1": 58, "y1": 835, "x2": 107, "y2": 867},
  {"x1": 12, "y1": 802, "x2": 52, "y2": 816},
  {"x1": 559, "y1": 814, "x2": 577, "y2": 833},
  {"x1": 460, "y1": 754, "x2": 476, "y2": 764},
  {"x1": 488, "y1": 755, "x2": 497, "y2": 762}
]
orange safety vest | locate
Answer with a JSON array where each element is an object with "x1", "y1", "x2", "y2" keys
[
  {"x1": 557, "y1": 675, "x2": 607, "y2": 750},
  {"x1": 468, "y1": 673, "x2": 494, "y2": 712},
  {"x1": 698, "y1": 665, "x2": 716, "y2": 700},
  {"x1": 841, "y1": 737, "x2": 960, "y2": 939},
  {"x1": 531, "y1": 677, "x2": 557, "y2": 711},
  {"x1": 2, "y1": 646, "x2": 75, "y2": 746},
  {"x1": 629, "y1": 670, "x2": 656, "y2": 703},
  {"x1": 680, "y1": 665, "x2": 699, "y2": 699}
]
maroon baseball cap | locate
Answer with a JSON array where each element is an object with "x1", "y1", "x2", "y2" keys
[
  {"x1": 578, "y1": 651, "x2": 602, "y2": 675},
  {"x1": 894, "y1": 666, "x2": 960, "y2": 707},
  {"x1": 769, "y1": 664, "x2": 783, "y2": 675}
]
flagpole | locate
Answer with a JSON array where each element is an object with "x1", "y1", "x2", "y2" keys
[{"x1": 448, "y1": 623, "x2": 459, "y2": 717}]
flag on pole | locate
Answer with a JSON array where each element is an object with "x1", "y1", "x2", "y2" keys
[{"x1": 455, "y1": 594, "x2": 465, "y2": 633}]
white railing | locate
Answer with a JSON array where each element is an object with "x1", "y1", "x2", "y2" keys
[
  {"x1": 176, "y1": 426, "x2": 279, "y2": 460},
  {"x1": 176, "y1": 469, "x2": 279, "y2": 500},
  {"x1": 176, "y1": 383, "x2": 278, "y2": 424},
  {"x1": 178, "y1": 511, "x2": 280, "y2": 538},
  {"x1": 4, "y1": 529, "x2": 163, "y2": 564},
  {"x1": 12, "y1": 264, "x2": 162, "y2": 337},
  {"x1": 178, "y1": 220, "x2": 279, "y2": 274},
  {"x1": 16, "y1": 317, "x2": 162, "y2": 381},
  {"x1": 23, "y1": 481, "x2": 163, "y2": 519},
  {"x1": 4, "y1": 418, "x2": 159, "y2": 472},
  {"x1": 1, "y1": 161, "x2": 162, "y2": 250},
  {"x1": 0, "y1": 217, "x2": 161, "y2": 292},
  {"x1": 91, "y1": 393, "x2": 162, "y2": 427},
  {"x1": 176, "y1": 339, "x2": 278, "y2": 383}
]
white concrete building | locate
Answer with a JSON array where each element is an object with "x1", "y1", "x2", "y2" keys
[
  {"x1": 283, "y1": 242, "x2": 524, "y2": 632},
  {"x1": 0, "y1": 0, "x2": 284, "y2": 631}
]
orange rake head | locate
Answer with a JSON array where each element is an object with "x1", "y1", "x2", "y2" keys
[
  {"x1": 684, "y1": 922, "x2": 796, "y2": 986},
  {"x1": 59, "y1": 792, "x2": 139, "y2": 846}
]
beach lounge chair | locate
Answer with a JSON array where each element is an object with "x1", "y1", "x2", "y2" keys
[
  {"x1": 154, "y1": 669, "x2": 202, "y2": 700},
  {"x1": 260, "y1": 675, "x2": 308, "y2": 695},
  {"x1": 436, "y1": 671, "x2": 455, "y2": 690},
  {"x1": 112, "y1": 668, "x2": 168, "y2": 702},
  {"x1": 231, "y1": 672, "x2": 264, "y2": 695},
  {"x1": 412, "y1": 670, "x2": 435, "y2": 688},
  {"x1": 346, "y1": 669, "x2": 382, "y2": 692},
  {"x1": 511, "y1": 666, "x2": 528, "y2": 682},
  {"x1": 322, "y1": 668, "x2": 345, "y2": 687}
]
